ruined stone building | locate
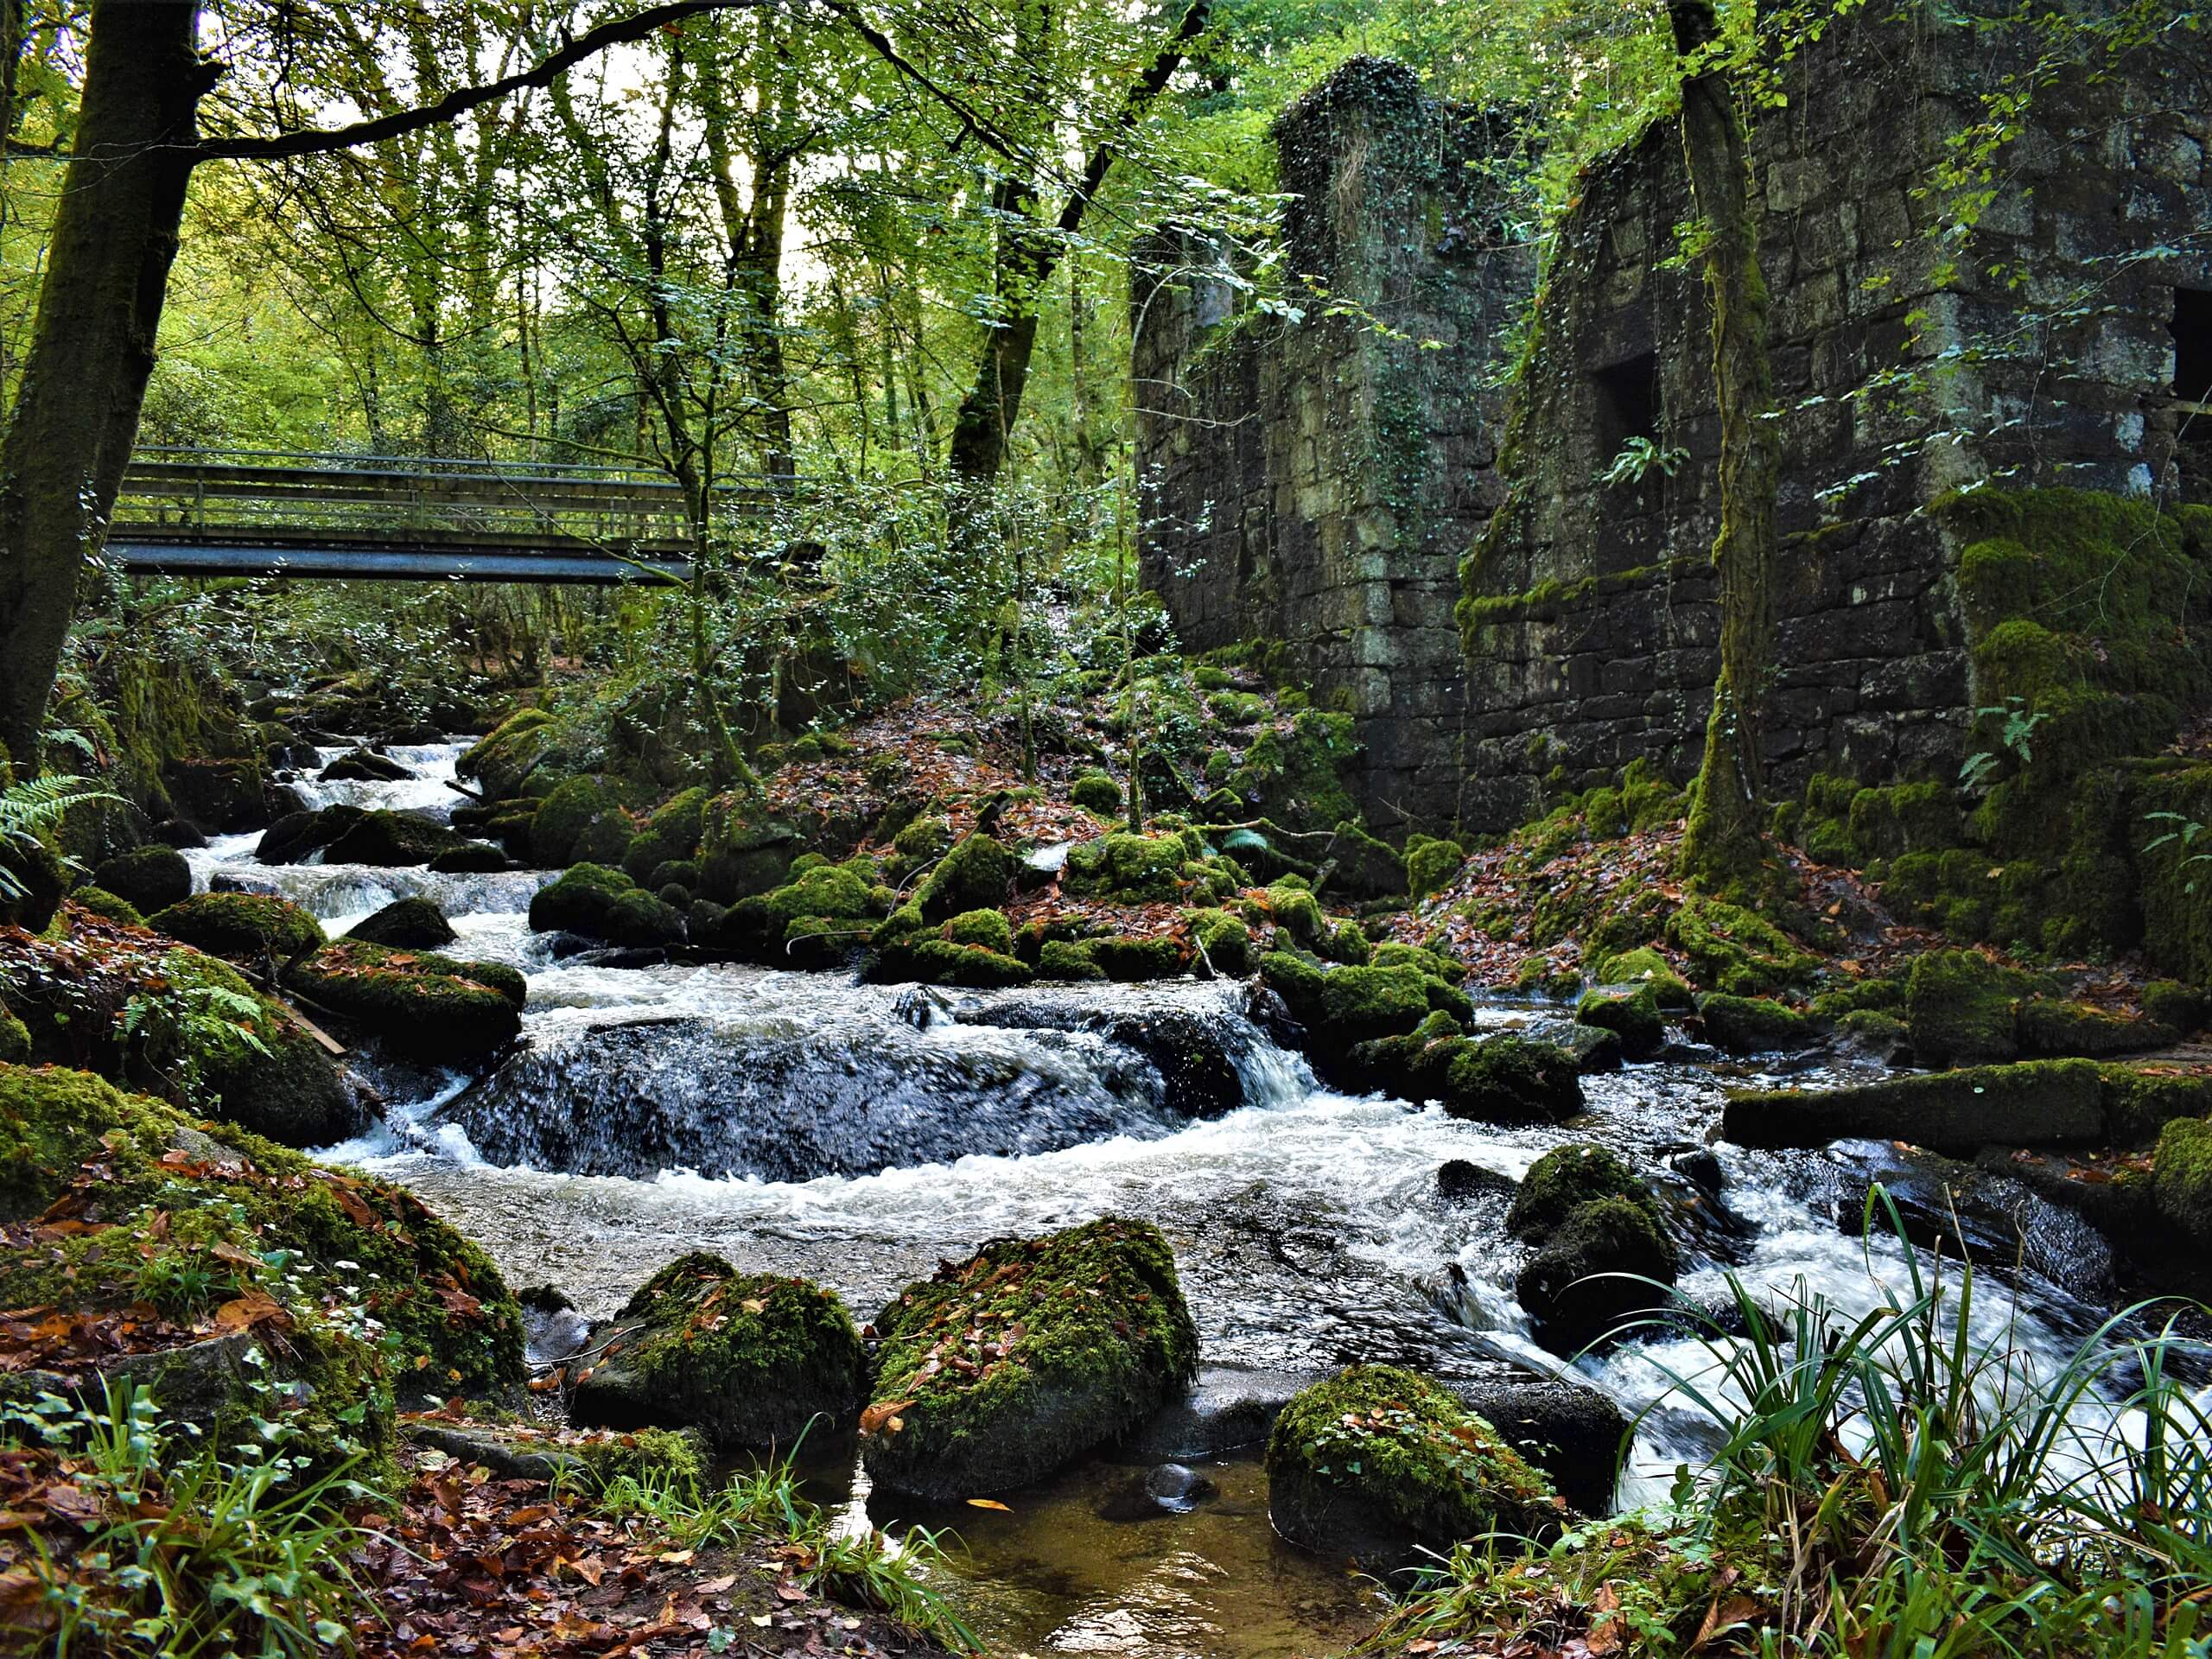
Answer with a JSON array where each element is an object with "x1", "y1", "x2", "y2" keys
[{"x1": 1134, "y1": 6, "x2": 2212, "y2": 834}]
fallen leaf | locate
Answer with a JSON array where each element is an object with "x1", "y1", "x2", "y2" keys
[{"x1": 965, "y1": 1497, "x2": 1013, "y2": 1511}]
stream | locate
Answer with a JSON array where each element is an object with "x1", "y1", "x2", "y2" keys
[{"x1": 188, "y1": 741, "x2": 2145, "y2": 1659}]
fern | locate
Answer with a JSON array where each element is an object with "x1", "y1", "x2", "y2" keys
[{"x1": 0, "y1": 773, "x2": 124, "y2": 902}]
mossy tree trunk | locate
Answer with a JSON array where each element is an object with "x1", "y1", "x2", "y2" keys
[
  {"x1": 1670, "y1": 0, "x2": 1779, "y2": 886},
  {"x1": 0, "y1": 0, "x2": 213, "y2": 772}
]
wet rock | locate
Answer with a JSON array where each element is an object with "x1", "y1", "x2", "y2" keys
[
  {"x1": 1436, "y1": 1158, "x2": 1516, "y2": 1205},
  {"x1": 1573, "y1": 983, "x2": 1664, "y2": 1058},
  {"x1": 1553, "y1": 1021, "x2": 1624, "y2": 1072},
  {"x1": 951, "y1": 991, "x2": 1266, "y2": 1117},
  {"x1": 257, "y1": 804, "x2": 364, "y2": 865},
  {"x1": 321, "y1": 747, "x2": 413, "y2": 784},
  {"x1": 570, "y1": 1254, "x2": 866, "y2": 1453},
  {"x1": 1696, "y1": 994, "x2": 1825, "y2": 1055},
  {"x1": 149, "y1": 891, "x2": 327, "y2": 960},
  {"x1": 322, "y1": 809, "x2": 467, "y2": 868},
  {"x1": 1095, "y1": 1462, "x2": 1218, "y2": 1521},
  {"x1": 346, "y1": 895, "x2": 457, "y2": 950},
  {"x1": 428, "y1": 842, "x2": 514, "y2": 874},
  {"x1": 153, "y1": 818, "x2": 208, "y2": 850},
  {"x1": 861, "y1": 1217, "x2": 1199, "y2": 1501},
  {"x1": 530, "y1": 863, "x2": 687, "y2": 947},
  {"x1": 163, "y1": 757, "x2": 271, "y2": 833},
  {"x1": 1833, "y1": 1141, "x2": 2115, "y2": 1296},
  {"x1": 518, "y1": 1285, "x2": 593, "y2": 1369},
  {"x1": 1445, "y1": 1375, "x2": 1626, "y2": 1517},
  {"x1": 1121, "y1": 1364, "x2": 1314, "y2": 1461},
  {"x1": 292, "y1": 941, "x2": 522, "y2": 1064},
  {"x1": 1516, "y1": 1196, "x2": 1681, "y2": 1356},
  {"x1": 1265, "y1": 1364, "x2": 1560, "y2": 1573},
  {"x1": 92, "y1": 845, "x2": 191, "y2": 914}
]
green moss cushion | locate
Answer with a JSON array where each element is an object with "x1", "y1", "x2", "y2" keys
[
  {"x1": 92, "y1": 844, "x2": 191, "y2": 913},
  {"x1": 1905, "y1": 949, "x2": 2031, "y2": 1067},
  {"x1": 1516, "y1": 1195, "x2": 1681, "y2": 1356},
  {"x1": 914, "y1": 834, "x2": 1015, "y2": 922},
  {"x1": 292, "y1": 941, "x2": 522, "y2": 1063},
  {"x1": 1265, "y1": 1364, "x2": 1559, "y2": 1570},
  {"x1": 1574, "y1": 982, "x2": 1665, "y2": 1058},
  {"x1": 0, "y1": 1063, "x2": 523, "y2": 1394},
  {"x1": 1506, "y1": 1144, "x2": 1663, "y2": 1243},
  {"x1": 569, "y1": 1253, "x2": 867, "y2": 1453},
  {"x1": 346, "y1": 894, "x2": 457, "y2": 950},
  {"x1": 861, "y1": 1217, "x2": 1199, "y2": 1500},
  {"x1": 150, "y1": 891, "x2": 326, "y2": 960}
]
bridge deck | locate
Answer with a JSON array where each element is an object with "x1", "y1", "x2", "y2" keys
[{"x1": 103, "y1": 448, "x2": 785, "y2": 583}]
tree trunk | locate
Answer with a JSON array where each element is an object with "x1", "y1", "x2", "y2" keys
[
  {"x1": 0, "y1": 1, "x2": 212, "y2": 771},
  {"x1": 1671, "y1": 0, "x2": 1778, "y2": 886}
]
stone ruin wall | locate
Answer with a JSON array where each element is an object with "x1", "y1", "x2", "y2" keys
[{"x1": 1135, "y1": 8, "x2": 2212, "y2": 836}]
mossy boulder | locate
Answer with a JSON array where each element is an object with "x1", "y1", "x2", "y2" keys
[
  {"x1": 2145, "y1": 981, "x2": 2209, "y2": 1035},
  {"x1": 1093, "y1": 935, "x2": 1190, "y2": 982},
  {"x1": 2014, "y1": 997, "x2": 2165, "y2": 1058},
  {"x1": 92, "y1": 845, "x2": 191, "y2": 914},
  {"x1": 1663, "y1": 895, "x2": 1815, "y2": 995},
  {"x1": 68, "y1": 886, "x2": 146, "y2": 927},
  {"x1": 0, "y1": 1013, "x2": 26, "y2": 1065},
  {"x1": 1262, "y1": 954, "x2": 1459, "y2": 1048},
  {"x1": 1324, "y1": 820, "x2": 1407, "y2": 902},
  {"x1": 1404, "y1": 835, "x2": 1465, "y2": 900},
  {"x1": 1224, "y1": 710, "x2": 1358, "y2": 828},
  {"x1": 861, "y1": 1217, "x2": 1199, "y2": 1501},
  {"x1": 1265, "y1": 1364, "x2": 1559, "y2": 1571},
  {"x1": 321, "y1": 747, "x2": 410, "y2": 783},
  {"x1": 256, "y1": 804, "x2": 364, "y2": 866},
  {"x1": 322, "y1": 809, "x2": 464, "y2": 868},
  {"x1": 0, "y1": 833, "x2": 67, "y2": 931},
  {"x1": 877, "y1": 935, "x2": 1036, "y2": 988},
  {"x1": 346, "y1": 895, "x2": 456, "y2": 950},
  {"x1": 529, "y1": 862, "x2": 686, "y2": 946},
  {"x1": 1574, "y1": 983, "x2": 1664, "y2": 1058},
  {"x1": 531, "y1": 777, "x2": 620, "y2": 868},
  {"x1": 1697, "y1": 994, "x2": 1823, "y2": 1055},
  {"x1": 1070, "y1": 771, "x2": 1123, "y2": 815},
  {"x1": 1037, "y1": 938, "x2": 1108, "y2": 981},
  {"x1": 1063, "y1": 832, "x2": 1189, "y2": 903},
  {"x1": 1507, "y1": 1145, "x2": 1663, "y2": 1243},
  {"x1": 915, "y1": 834, "x2": 1014, "y2": 923},
  {"x1": 1185, "y1": 908, "x2": 1253, "y2": 976},
  {"x1": 2151, "y1": 1116, "x2": 2212, "y2": 1248},
  {"x1": 1517, "y1": 1195, "x2": 1681, "y2": 1355},
  {"x1": 699, "y1": 808, "x2": 805, "y2": 902},
  {"x1": 1720, "y1": 1058, "x2": 2110, "y2": 1152},
  {"x1": 620, "y1": 786, "x2": 709, "y2": 883},
  {"x1": 1592, "y1": 947, "x2": 1694, "y2": 1009},
  {"x1": 458, "y1": 707, "x2": 554, "y2": 798},
  {"x1": 1905, "y1": 950, "x2": 2031, "y2": 1067},
  {"x1": 944, "y1": 908, "x2": 1013, "y2": 954},
  {"x1": 569, "y1": 1253, "x2": 867, "y2": 1453},
  {"x1": 292, "y1": 942, "x2": 523, "y2": 1063},
  {"x1": 150, "y1": 892, "x2": 326, "y2": 961},
  {"x1": 428, "y1": 842, "x2": 513, "y2": 874},
  {"x1": 0, "y1": 1064, "x2": 524, "y2": 1393},
  {"x1": 1345, "y1": 1030, "x2": 1582, "y2": 1125},
  {"x1": 1263, "y1": 880, "x2": 1327, "y2": 949}
]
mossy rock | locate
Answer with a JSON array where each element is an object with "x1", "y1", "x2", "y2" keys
[
  {"x1": 1185, "y1": 908, "x2": 1253, "y2": 976},
  {"x1": 861, "y1": 1217, "x2": 1199, "y2": 1501},
  {"x1": 1263, "y1": 880, "x2": 1327, "y2": 949},
  {"x1": 321, "y1": 747, "x2": 411, "y2": 784},
  {"x1": 1697, "y1": 994, "x2": 1823, "y2": 1055},
  {"x1": 92, "y1": 845, "x2": 191, "y2": 914},
  {"x1": 1574, "y1": 983, "x2": 1664, "y2": 1058},
  {"x1": 150, "y1": 892, "x2": 326, "y2": 961},
  {"x1": 322, "y1": 810, "x2": 465, "y2": 868},
  {"x1": 346, "y1": 895, "x2": 457, "y2": 950},
  {"x1": 945, "y1": 908, "x2": 1013, "y2": 954},
  {"x1": 915, "y1": 834, "x2": 1015, "y2": 923},
  {"x1": 891, "y1": 810, "x2": 955, "y2": 868},
  {"x1": 69, "y1": 887, "x2": 146, "y2": 927},
  {"x1": 1905, "y1": 950, "x2": 2031, "y2": 1067},
  {"x1": 879, "y1": 936, "x2": 1035, "y2": 988},
  {"x1": 1592, "y1": 948, "x2": 1694, "y2": 1009},
  {"x1": 531, "y1": 776, "x2": 619, "y2": 867},
  {"x1": 1224, "y1": 710, "x2": 1358, "y2": 829},
  {"x1": 1663, "y1": 895, "x2": 1815, "y2": 995},
  {"x1": 1506, "y1": 1144, "x2": 1663, "y2": 1243},
  {"x1": 2144, "y1": 981, "x2": 2209, "y2": 1035},
  {"x1": 1404, "y1": 835, "x2": 1465, "y2": 900},
  {"x1": 528, "y1": 863, "x2": 685, "y2": 946},
  {"x1": 765, "y1": 862, "x2": 880, "y2": 933},
  {"x1": 0, "y1": 1064, "x2": 524, "y2": 1394},
  {"x1": 458, "y1": 707, "x2": 554, "y2": 798},
  {"x1": 569, "y1": 1254, "x2": 867, "y2": 1453},
  {"x1": 1064, "y1": 832, "x2": 1189, "y2": 903},
  {"x1": 1325, "y1": 820, "x2": 1407, "y2": 902},
  {"x1": 1265, "y1": 1364, "x2": 1559, "y2": 1571},
  {"x1": 1261, "y1": 955, "x2": 1447, "y2": 1048},
  {"x1": 571, "y1": 808, "x2": 635, "y2": 868},
  {"x1": 1071, "y1": 771, "x2": 1123, "y2": 815},
  {"x1": 2152, "y1": 1117, "x2": 2212, "y2": 1247},
  {"x1": 0, "y1": 1014, "x2": 26, "y2": 1065},
  {"x1": 292, "y1": 942, "x2": 523, "y2": 1064},
  {"x1": 1346, "y1": 1031, "x2": 1582, "y2": 1125},
  {"x1": 1721, "y1": 1058, "x2": 2111, "y2": 1152},
  {"x1": 1093, "y1": 935, "x2": 1189, "y2": 982},
  {"x1": 1037, "y1": 938, "x2": 1108, "y2": 982},
  {"x1": 1516, "y1": 1195, "x2": 1681, "y2": 1356},
  {"x1": 620, "y1": 787, "x2": 710, "y2": 883},
  {"x1": 2014, "y1": 997, "x2": 2166, "y2": 1058}
]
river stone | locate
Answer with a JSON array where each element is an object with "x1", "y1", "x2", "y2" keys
[
  {"x1": 1516, "y1": 1196, "x2": 1681, "y2": 1356},
  {"x1": 92, "y1": 845, "x2": 191, "y2": 914},
  {"x1": 322, "y1": 809, "x2": 466, "y2": 868},
  {"x1": 861, "y1": 1217, "x2": 1199, "y2": 1501},
  {"x1": 321, "y1": 747, "x2": 412, "y2": 784},
  {"x1": 569, "y1": 1255, "x2": 865, "y2": 1453},
  {"x1": 1120, "y1": 1363, "x2": 1314, "y2": 1461},
  {"x1": 1094, "y1": 1462, "x2": 1217, "y2": 1522},
  {"x1": 257, "y1": 804, "x2": 365, "y2": 865},
  {"x1": 1265, "y1": 1364, "x2": 1560, "y2": 1573},
  {"x1": 1721, "y1": 1059, "x2": 2107, "y2": 1154},
  {"x1": 1444, "y1": 1376, "x2": 1626, "y2": 1518},
  {"x1": 346, "y1": 895, "x2": 457, "y2": 950}
]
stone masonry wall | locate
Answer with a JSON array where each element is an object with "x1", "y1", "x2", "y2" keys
[
  {"x1": 1133, "y1": 58, "x2": 1535, "y2": 830},
  {"x1": 1138, "y1": 8, "x2": 2212, "y2": 836}
]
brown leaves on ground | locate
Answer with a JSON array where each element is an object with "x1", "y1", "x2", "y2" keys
[{"x1": 349, "y1": 1442, "x2": 951, "y2": 1659}]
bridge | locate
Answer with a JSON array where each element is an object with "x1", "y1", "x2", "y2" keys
[{"x1": 106, "y1": 449, "x2": 789, "y2": 583}]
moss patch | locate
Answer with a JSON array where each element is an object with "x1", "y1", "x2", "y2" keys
[{"x1": 150, "y1": 892, "x2": 326, "y2": 961}]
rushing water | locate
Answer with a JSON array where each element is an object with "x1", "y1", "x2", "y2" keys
[{"x1": 200, "y1": 740, "x2": 2157, "y2": 1657}]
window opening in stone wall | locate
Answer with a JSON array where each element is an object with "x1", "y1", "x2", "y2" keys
[
  {"x1": 1593, "y1": 352, "x2": 1662, "y2": 461},
  {"x1": 2173, "y1": 288, "x2": 2212, "y2": 404}
]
